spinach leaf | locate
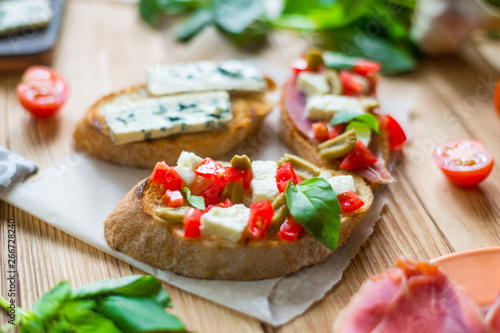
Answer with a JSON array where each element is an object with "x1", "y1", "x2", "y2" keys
[
  {"x1": 96, "y1": 296, "x2": 186, "y2": 333},
  {"x1": 330, "y1": 111, "x2": 379, "y2": 134},
  {"x1": 285, "y1": 178, "x2": 341, "y2": 251},
  {"x1": 182, "y1": 187, "x2": 205, "y2": 210},
  {"x1": 212, "y1": 0, "x2": 263, "y2": 34},
  {"x1": 175, "y1": 8, "x2": 212, "y2": 41}
]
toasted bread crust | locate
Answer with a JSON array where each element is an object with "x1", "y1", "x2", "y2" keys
[
  {"x1": 104, "y1": 169, "x2": 373, "y2": 281},
  {"x1": 74, "y1": 84, "x2": 275, "y2": 168},
  {"x1": 279, "y1": 86, "x2": 391, "y2": 190}
]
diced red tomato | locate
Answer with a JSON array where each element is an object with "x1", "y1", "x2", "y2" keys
[
  {"x1": 291, "y1": 58, "x2": 308, "y2": 75},
  {"x1": 194, "y1": 158, "x2": 223, "y2": 178},
  {"x1": 276, "y1": 162, "x2": 302, "y2": 192},
  {"x1": 433, "y1": 139, "x2": 494, "y2": 187},
  {"x1": 248, "y1": 201, "x2": 274, "y2": 239},
  {"x1": 162, "y1": 190, "x2": 183, "y2": 208},
  {"x1": 16, "y1": 66, "x2": 69, "y2": 118},
  {"x1": 150, "y1": 162, "x2": 182, "y2": 192},
  {"x1": 198, "y1": 182, "x2": 221, "y2": 206},
  {"x1": 219, "y1": 198, "x2": 234, "y2": 208},
  {"x1": 340, "y1": 70, "x2": 363, "y2": 97},
  {"x1": 277, "y1": 216, "x2": 303, "y2": 242},
  {"x1": 189, "y1": 176, "x2": 214, "y2": 195},
  {"x1": 382, "y1": 114, "x2": 407, "y2": 150},
  {"x1": 340, "y1": 141, "x2": 378, "y2": 170},
  {"x1": 494, "y1": 78, "x2": 500, "y2": 117},
  {"x1": 352, "y1": 59, "x2": 381, "y2": 76},
  {"x1": 242, "y1": 169, "x2": 253, "y2": 190},
  {"x1": 337, "y1": 190, "x2": 364, "y2": 213},
  {"x1": 211, "y1": 167, "x2": 243, "y2": 188},
  {"x1": 312, "y1": 122, "x2": 345, "y2": 142},
  {"x1": 183, "y1": 208, "x2": 204, "y2": 238}
]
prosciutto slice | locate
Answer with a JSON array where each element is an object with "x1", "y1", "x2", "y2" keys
[
  {"x1": 282, "y1": 77, "x2": 393, "y2": 184},
  {"x1": 334, "y1": 258, "x2": 488, "y2": 333},
  {"x1": 486, "y1": 294, "x2": 500, "y2": 332}
]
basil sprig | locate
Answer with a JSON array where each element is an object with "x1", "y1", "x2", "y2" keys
[
  {"x1": 330, "y1": 111, "x2": 380, "y2": 134},
  {"x1": 182, "y1": 187, "x2": 205, "y2": 210},
  {"x1": 0, "y1": 276, "x2": 186, "y2": 332},
  {"x1": 285, "y1": 178, "x2": 341, "y2": 251}
]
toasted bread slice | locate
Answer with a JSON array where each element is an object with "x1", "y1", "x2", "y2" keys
[
  {"x1": 104, "y1": 169, "x2": 373, "y2": 281},
  {"x1": 280, "y1": 80, "x2": 392, "y2": 189},
  {"x1": 73, "y1": 82, "x2": 275, "y2": 168}
]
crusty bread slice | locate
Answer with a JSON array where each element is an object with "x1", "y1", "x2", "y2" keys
[
  {"x1": 104, "y1": 169, "x2": 373, "y2": 281},
  {"x1": 73, "y1": 82, "x2": 275, "y2": 168},
  {"x1": 280, "y1": 85, "x2": 391, "y2": 189}
]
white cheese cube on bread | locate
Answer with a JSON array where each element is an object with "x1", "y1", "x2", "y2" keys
[
  {"x1": 306, "y1": 95, "x2": 379, "y2": 120},
  {"x1": 328, "y1": 175, "x2": 356, "y2": 195},
  {"x1": 174, "y1": 151, "x2": 203, "y2": 186},
  {"x1": 200, "y1": 204, "x2": 250, "y2": 242},
  {"x1": 296, "y1": 72, "x2": 330, "y2": 96},
  {"x1": 250, "y1": 161, "x2": 279, "y2": 203}
]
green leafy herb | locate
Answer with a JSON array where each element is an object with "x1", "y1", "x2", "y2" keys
[
  {"x1": 0, "y1": 276, "x2": 186, "y2": 333},
  {"x1": 182, "y1": 187, "x2": 205, "y2": 210},
  {"x1": 322, "y1": 52, "x2": 358, "y2": 70},
  {"x1": 285, "y1": 178, "x2": 341, "y2": 251},
  {"x1": 138, "y1": 0, "x2": 418, "y2": 74},
  {"x1": 346, "y1": 120, "x2": 372, "y2": 147},
  {"x1": 330, "y1": 111, "x2": 379, "y2": 134}
]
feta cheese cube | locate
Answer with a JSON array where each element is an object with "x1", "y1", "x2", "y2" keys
[
  {"x1": 174, "y1": 151, "x2": 203, "y2": 186},
  {"x1": 200, "y1": 204, "x2": 250, "y2": 242},
  {"x1": 250, "y1": 161, "x2": 279, "y2": 203},
  {"x1": 296, "y1": 72, "x2": 330, "y2": 96},
  {"x1": 328, "y1": 175, "x2": 356, "y2": 195},
  {"x1": 306, "y1": 95, "x2": 379, "y2": 120}
]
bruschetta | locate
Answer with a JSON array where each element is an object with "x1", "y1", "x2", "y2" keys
[
  {"x1": 104, "y1": 152, "x2": 373, "y2": 280},
  {"x1": 281, "y1": 51, "x2": 407, "y2": 188},
  {"x1": 74, "y1": 60, "x2": 275, "y2": 168}
]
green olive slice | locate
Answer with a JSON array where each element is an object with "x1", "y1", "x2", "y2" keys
[
  {"x1": 230, "y1": 154, "x2": 252, "y2": 170},
  {"x1": 269, "y1": 192, "x2": 289, "y2": 233},
  {"x1": 306, "y1": 49, "x2": 325, "y2": 72},
  {"x1": 155, "y1": 207, "x2": 189, "y2": 224},
  {"x1": 219, "y1": 181, "x2": 243, "y2": 204},
  {"x1": 317, "y1": 129, "x2": 357, "y2": 159},
  {"x1": 278, "y1": 154, "x2": 321, "y2": 180}
]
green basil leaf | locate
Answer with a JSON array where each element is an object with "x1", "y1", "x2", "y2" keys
[
  {"x1": 71, "y1": 276, "x2": 169, "y2": 307},
  {"x1": 175, "y1": 8, "x2": 212, "y2": 41},
  {"x1": 96, "y1": 296, "x2": 186, "y2": 333},
  {"x1": 346, "y1": 120, "x2": 371, "y2": 147},
  {"x1": 139, "y1": 0, "x2": 161, "y2": 27},
  {"x1": 182, "y1": 187, "x2": 205, "y2": 210},
  {"x1": 322, "y1": 51, "x2": 357, "y2": 70},
  {"x1": 58, "y1": 300, "x2": 123, "y2": 333},
  {"x1": 212, "y1": 0, "x2": 263, "y2": 34},
  {"x1": 330, "y1": 111, "x2": 379, "y2": 134},
  {"x1": 32, "y1": 282, "x2": 71, "y2": 319},
  {"x1": 285, "y1": 178, "x2": 341, "y2": 251}
]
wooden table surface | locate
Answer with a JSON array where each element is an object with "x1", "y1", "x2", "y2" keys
[{"x1": 2, "y1": 1, "x2": 500, "y2": 332}]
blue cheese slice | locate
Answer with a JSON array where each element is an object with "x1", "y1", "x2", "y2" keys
[
  {"x1": 306, "y1": 95, "x2": 379, "y2": 120},
  {"x1": 296, "y1": 72, "x2": 330, "y2": 96},
  {"x1": 102, "y1": 91, "x2": 232, "y2": 145},
  {"x1": 200, "y1": 204, "x2": 250, "y2": 242},
  {"x1": 0, "y1": 0, "x2": 53, "y2": 36},
  {"x1": 250, "y1": 161, "x2": 279, "y2": 203},
  {"x1": 328, "y1": 175, "x2": 357, "y2": 195},
  {"x1": 146, "y1": 60, "x2": 266, "y2": 96},
  {"x1": 174, "y1": 151, "x2": 203, "y2": 186}
]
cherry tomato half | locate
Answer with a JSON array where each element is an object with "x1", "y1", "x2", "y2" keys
[
  {"x1": 337, "y1": 190, "x2": 364, "y2": 214},
  {"x1": 276, "y1": 162, "x2": 302, "y2": 193},
  {"x1": 340, "y1": 141, "x2": 378, "y2": 170},
  {"x1": 382, "y1": 114, "x2": 407, "y2": 150},
  {"x1": 494, "y1": 78, "x2": 500, "y2": 117},
  {"x1": 16, "y1": 66, "x2": 69, "y2": 118},
  {"x1": 248, "y1": 201, "x2": 274, "y2": 239},
  {"x1": 433, "y1": 139, "x2": 494, "y2": 187},
  {"x1": 277, "y1": 216, "x2": 303, "y2": 242}
]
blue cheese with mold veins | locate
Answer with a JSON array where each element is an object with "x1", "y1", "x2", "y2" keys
[
  {"x1": 0, "y1": 0, "x2": 53, "y2": 36},
  {"x1": 102, "y1": 91, "x2": 232, "y2": 145},
  {"x1": 146, "y1": 60, "x2": 266, "y2": 96}
]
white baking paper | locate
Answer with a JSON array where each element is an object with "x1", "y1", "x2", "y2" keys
[{"x1": 0, "y1": 150, "x2": 386, "y2": 325}]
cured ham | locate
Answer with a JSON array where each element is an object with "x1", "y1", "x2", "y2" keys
[
  {"x1": 334, "y1": 258, "x2": 489, "y2": 333},
  {"x1": 486, "y1": 294, "x2": 500, "y2": 332},
  {"x1": 282, "y1": 77, "x2": 393, "y2": 184}
]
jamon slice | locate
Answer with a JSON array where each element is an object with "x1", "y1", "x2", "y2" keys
[
  {"x1": 485, "y1": 294, "x2": 500, "y2": 332},
  {"x1": 334, "y1": 258, "x2": 488, "y2": 333}
]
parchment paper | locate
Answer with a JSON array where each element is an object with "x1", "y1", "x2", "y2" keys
[{"x1": 0, "y1": 153, "x2": 386, "y2": 325}]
